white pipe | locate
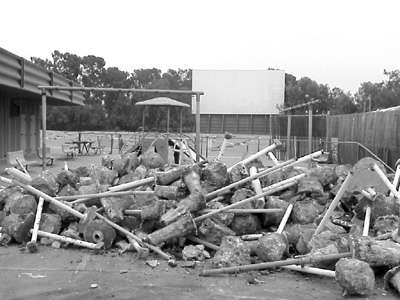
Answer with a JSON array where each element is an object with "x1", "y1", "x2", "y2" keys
[
  {"x1": 228, "y1": 142, "x2": 280, "y2": 172},
  {"x1": 373, "y1": 164, "x2": 400, "y2": 200},
  {"x1": 250, "y1": 166, "x2": 264, "y2": 202},
  {"x1": 282, "y1": 265, "x2": 336, "y2": 277},
  {"x1": 262, "y1": 173, "x2": 306, "y2": 192},
  {"x1": 6, "y1": 168, "x2": 32, "y2": 183},
  {"x1": 33, "y1": 230, "x2": 101, "y2": 249},
  {"x1": 108, "y1": 177, "x2": 155, "y2": 192},
  {"x1": 363, "y1": 206, "x2": 371, "y2": 237},
  {"x1": 390, "y1": 165, "x2": 400, "y2": 197},
  {"x1": 277, "y1": 203, "x2": 293, "y2": 234},
  {"x1": 268, "y1": 152, "x2": 279, "y2": 165},
  {"x1": 314, "y1": 172, "x2": 353, "y2": 236},
  {"x1": 31, "y1": 197, "x2": 45, "y2": 243}
]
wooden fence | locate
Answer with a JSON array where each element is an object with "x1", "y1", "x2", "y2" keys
[{"x1": 197, "y1": 107, "x2": 400, "y2": 169}]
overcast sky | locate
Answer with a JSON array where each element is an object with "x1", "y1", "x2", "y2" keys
[{"x1": 1, "y1": 0, "x2": 399, "y2": 92}]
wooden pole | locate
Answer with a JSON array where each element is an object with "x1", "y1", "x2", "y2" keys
[
  {"x1": 41, "y1": 90, "x2": 47, "y2": 170},
  {"x1": 195, "y1": 93, "x2": 201, "y2": 162}
]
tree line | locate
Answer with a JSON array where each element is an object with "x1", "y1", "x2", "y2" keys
[{"x1": 31, "y1": 51, "x2": 400, "y2": 131}]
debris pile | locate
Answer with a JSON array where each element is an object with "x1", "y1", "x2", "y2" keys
[{"x1": 1, "y1": 139, "x2": 400, "y2": 298}]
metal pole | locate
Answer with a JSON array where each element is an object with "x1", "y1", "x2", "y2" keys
[
  {"x1": 195, "y1": 93, "x2": 201, "y2": 162},
  {"x1": 179, "y1": 108, "x2": 183, "y2": 135},
  {"x1": 142, "y1": 107, "x2": 145, "y2": 132},
  {"x1": 308, "y1": 105, "x2": 312, "y2": 154},
  {"x1": 41, "y1": 90, "x2": 47, "y2": 170},
  {"x1": 286, "y1": 113, "x2": 291, "y2": 160},
  {"x1": 166, "y1": 106, "x2": 170, "y2": 134}
]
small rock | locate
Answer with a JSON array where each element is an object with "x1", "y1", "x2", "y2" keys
[
  {"x1": 146, "y1": 260, "x2": 159, "y2": 268},
  {"x1": 51, "y1": 241, "x2": 61, "y2": 248},
  {"x1": 182, "y1": 244, "x2": 210, "y2": 261}
]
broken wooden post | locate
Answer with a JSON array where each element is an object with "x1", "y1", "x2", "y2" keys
[{"x1": 26, "y1": 197, "x2": 44, "y2": 253}]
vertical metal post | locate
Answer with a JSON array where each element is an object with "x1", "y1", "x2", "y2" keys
[
  {"x1": 308, "y1": 105, "x2": 313, "y2": 167},
  {"x1": 286, "y1": 113, "x2": 291, "y2": 160},
  {"x1": 308, "y1": 105, "x2": 312, "y2": 154},
  {"x1": 41, "y1": 90, "x2": 47, "y2": 170},
  {"x1": 142, "y1": 107, "x2": 145, "y2": 133},
  {"x1": 179, "y1": 108, "x2": 183, "y2": 135},
  {"x1": 269, "y1": 115, "x2": 273, "y2": 139},
  {"x1": 166, "y1": 106, "x2": 170, "y2": 134},
  {"x1": 195, "y1": 93, "x2": 201, "y2": 162}
]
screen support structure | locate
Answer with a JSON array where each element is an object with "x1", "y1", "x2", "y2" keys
[{"x1": 38, "y1": 86, "x2": 204, "y2": 170}]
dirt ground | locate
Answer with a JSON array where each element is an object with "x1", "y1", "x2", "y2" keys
[{"x1": 0, "y1": 131, "x2": 398, "y2": 299}]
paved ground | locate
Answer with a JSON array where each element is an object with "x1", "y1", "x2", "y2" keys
[{"x1": 0, "y1": 246, "x2": 395, "y2": 300}]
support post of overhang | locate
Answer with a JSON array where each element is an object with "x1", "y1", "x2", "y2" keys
[
  {"x1": 179, "y1": 108, "x2": 183, "y2": 135},
  {"x1": 166, "y1": 106, "x2": 170, "y2": 134},
  {"x1": 195, "y1": 93, "x2": 201, "y2": 162},
  {"x1": 41, "y1": 90, "x2": 47, "y2": 170}
]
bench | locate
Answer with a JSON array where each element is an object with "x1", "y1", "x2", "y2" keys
[
  {"x1": 7, "y1": 150, "x2": 40, "y2": 171},
  {"x1": 37, "y1": 147, "x2": 54, "y2": 166}
]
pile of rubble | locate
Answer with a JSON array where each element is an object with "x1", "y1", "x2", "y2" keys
[{"x1": 1, "y1": 138, "x2": 400, "y2": 297}]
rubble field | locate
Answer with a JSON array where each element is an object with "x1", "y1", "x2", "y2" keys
[{"x1": 1, "y1": 136, "x2": 400, "y2": 299}]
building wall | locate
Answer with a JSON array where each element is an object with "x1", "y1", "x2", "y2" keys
[
  {"x1": 0, "y1": 90, "x2": 40, "y2": 162},
  {"x1": 192, "y1": 69, "x2": 285, "y2": 115}
]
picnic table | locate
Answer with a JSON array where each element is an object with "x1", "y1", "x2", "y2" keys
[{"x1": 69, "y1": 141, "x2": 93, "y2": 155}]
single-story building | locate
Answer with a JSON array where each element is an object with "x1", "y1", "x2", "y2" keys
[{"x1": 0, "y1": 47, "x2": 84, "y2": 163}]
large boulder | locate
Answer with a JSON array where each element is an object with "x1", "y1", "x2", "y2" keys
[
  {"x1": 31, "y1": 171, "x2": 58, "y2": 196},
  {"x1": 56, "y1": 170, "x2": 80, "y2": 190},
  {"x1": 39, "y1": 213, "x2": 62, "y2": 234},
  {"x1": 9, "y1": 194, "x2": 37, "y2": 215},
  {"x1": 230, "y1": 214, "x2": 261, "y2": 235},
  {"x1": 90, "y1": 166, "x2": 118, "y2": 185},
  {"x1": 201, "y1": 162, "x2": 228, "y2": 193},
  {"x1": 291, "y1": 198, "x2": 322, "y2": 224},
  {"x1": 198, "y1": 218, "x2": 236, "y2": 245},
  {"x1": 255, "y1": 232, "x2": 287, "y2": 262},
  {"x1": 211, "y1": 236, "x2": 251, "y2": 268},
  {"x1": 335, "y1": 258, "x2": 375, "y2": 296}
]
